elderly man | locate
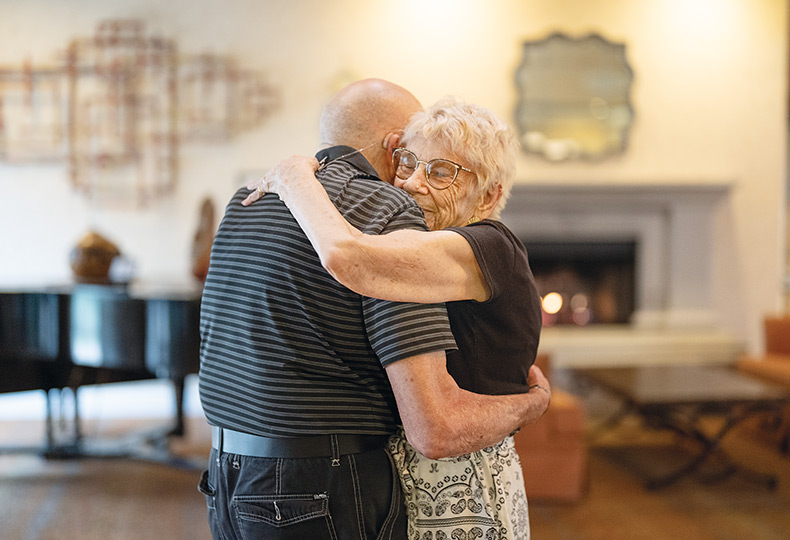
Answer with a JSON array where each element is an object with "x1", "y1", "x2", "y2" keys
[{"x1": 197, "y1": 79, "x2": 550, "y2": 540}]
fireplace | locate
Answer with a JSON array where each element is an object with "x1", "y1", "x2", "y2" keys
[
  {"x1": 525, "y1": 240, "x2": 636, "y2": 326},
  {"x1": 499, "y1": 182, "x2": 743, "y2": 367}
]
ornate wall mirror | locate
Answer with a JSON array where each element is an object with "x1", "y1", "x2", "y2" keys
[{"x1": 515, "y1": 33, "x2": 634, "y2": 162}]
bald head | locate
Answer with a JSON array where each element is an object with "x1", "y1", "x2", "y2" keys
[
  {"x1": 320, "y1": 79, "x2": 421, "y2": 147},
  {"x1": 319, "y1": 79, "x2": 421, "y2": 180}
]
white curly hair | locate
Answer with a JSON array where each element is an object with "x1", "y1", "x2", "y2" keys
[{"x1": 402, "y1": 97, "x2": 519, "y2": 218}]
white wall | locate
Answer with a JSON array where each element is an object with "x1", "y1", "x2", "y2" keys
[{"x1": 0, "y1": 0, "x2": 787, "y2": 353}]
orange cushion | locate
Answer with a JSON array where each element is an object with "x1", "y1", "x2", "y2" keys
[
  {"x1": 765, "y1": 316, "x2": 790, "y2": 355},
  {"x1": 513, "y1": 389, "x2": 588, "y2": 502},
  {"x1": 737, "y1": 355, "x2": 790, "y2": 387},
  {"x1": 520, "y1": 444, "x2": 587, "y2": 502}
]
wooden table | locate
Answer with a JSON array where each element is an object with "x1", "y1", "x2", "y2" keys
[{"x1": 573, "y1": 364, "x2": 789, "y2": 489}]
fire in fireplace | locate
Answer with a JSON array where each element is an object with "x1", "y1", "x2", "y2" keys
[{"x1": 523, "y1": 240, "x2": 636, "y2": 326}]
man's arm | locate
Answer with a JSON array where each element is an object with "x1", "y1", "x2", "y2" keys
[
  {"x1": 242, "y1": 155, "x2": 489, "y2": 303},
  {"x1": 386, "y1": 351, "x2": 551, "y2": 459}
]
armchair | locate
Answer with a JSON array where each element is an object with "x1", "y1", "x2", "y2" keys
[
  {"x1": 513, "y1": 354, "x2": 588, "y2": 502},
  {"x1": 736, "y1": 315, "x2": 790, "y2": 453}
]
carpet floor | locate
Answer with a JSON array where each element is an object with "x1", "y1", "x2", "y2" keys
[{"x1": 0, "y1": 405, "x2": 788, "y2": 539}]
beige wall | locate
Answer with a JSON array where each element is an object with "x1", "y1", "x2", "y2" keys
[{"x1": 0, "y1": 0, "x2": 786, "y2": 353}]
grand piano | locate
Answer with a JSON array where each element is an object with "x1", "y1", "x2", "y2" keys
[{"x1": 0, "y1": 283, "x2": 202, "y2": 460}]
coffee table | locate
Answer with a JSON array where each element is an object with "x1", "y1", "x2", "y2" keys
[{"x1": 573, "y1": 364, "x2": 789, "y2": 489}]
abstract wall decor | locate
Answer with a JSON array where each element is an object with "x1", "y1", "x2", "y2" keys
[
  {"x1": 0, "y1": 19, "x2": 279, "y2": 206},
  {"x1": 0, "y1": 60, "x2": 68, "y2": 163}
]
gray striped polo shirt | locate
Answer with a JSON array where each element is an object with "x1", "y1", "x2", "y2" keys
[{"x1": 198, "y1": 148, "x2": 457, "y2": 437}]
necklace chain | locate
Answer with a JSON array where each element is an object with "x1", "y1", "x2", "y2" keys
[{"x1": 317, "y1": 141, "x2": 378, "y2": 171}]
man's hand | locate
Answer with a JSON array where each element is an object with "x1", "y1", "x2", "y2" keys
[
  {"x1": 524, "y1": 364, "x2": 551, "y2": 423},
  {"x1": 242, "y1": 155, "x2": 320, "y2": 206}
]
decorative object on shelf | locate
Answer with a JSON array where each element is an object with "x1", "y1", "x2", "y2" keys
[
  {"x1": 69, "y1": 231, "x2": 121, "y2": 284},
  {"x1": 191, "y1": 197, "x2": 216, "y2": 282},
  {"x1": 514, "y1": 33, "x2": 634, "y2": 162},
  {"x1": 0, "y1": 19, "x2": 279, "y2": 206}
]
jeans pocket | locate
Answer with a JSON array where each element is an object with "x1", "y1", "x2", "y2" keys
[
  {"x1": 233, "y1": 493, "x2": 336, "y2": 540},
  {"x1": 199, "y1": 469, "x2": 226, "y2": 539},
  {"x1": 197, "y1": 469, "x2": 217, "y2": 510}
]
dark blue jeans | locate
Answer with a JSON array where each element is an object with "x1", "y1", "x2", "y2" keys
[{"x1": 198, "y1": 446, "x2": 407, "y2": 540}]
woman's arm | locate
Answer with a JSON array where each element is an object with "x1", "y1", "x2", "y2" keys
[{"x1": 243, "y1": 155, "x2": 489, "y2": 303}]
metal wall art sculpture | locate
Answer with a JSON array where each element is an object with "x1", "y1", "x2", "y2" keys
[{"x1": 0, "y1": 19, "x2": 279, "y2": 206}]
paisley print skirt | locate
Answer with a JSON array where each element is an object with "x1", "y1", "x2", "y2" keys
[{"x1": 388, "y1": 430, "x2": 530, "y2": 540}]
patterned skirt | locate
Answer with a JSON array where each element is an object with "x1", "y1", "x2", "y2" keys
[{"x1": 388, "y1": 429, "x2": 530, "y2": 540}]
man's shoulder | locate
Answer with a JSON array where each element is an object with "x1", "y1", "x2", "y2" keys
[
  {"x1": 344, "y1": 174, "x2": 417, "y2": 206},
  {"x1": 318, "y1": 162, "x2": 426, "y2": 233},
  {"x1": 319, "y1": 160, "x2": 409, "y2": 197}
]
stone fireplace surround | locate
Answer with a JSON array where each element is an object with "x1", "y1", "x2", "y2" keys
[{"x1": 499, "y1": 182, "x2": 743, "y2": 368}]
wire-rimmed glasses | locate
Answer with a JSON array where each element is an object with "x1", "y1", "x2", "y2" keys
[{"x1": 392, "y1": 147, "x2": 472, "y2": 190}]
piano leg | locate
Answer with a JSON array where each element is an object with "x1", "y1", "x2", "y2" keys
[
  {"x1": 40, "y1": 387, "x2": 84, "y2": 459},
  {"x1": 44, "y1": 388, "x2": 55, "y2": 452},
  {"x1": 170, "y1": 377, "x2": 186, "y2": 438},
  {"x1": 72, "y1": 387, "x2": 83, "y2": 448}
]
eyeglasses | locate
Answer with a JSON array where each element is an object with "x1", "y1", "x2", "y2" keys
[{"x1": 392, "y1": 147, "x2": 472, "y2": 190}]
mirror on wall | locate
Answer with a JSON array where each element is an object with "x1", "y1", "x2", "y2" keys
[{"x1": 514, "y1": 33, "x2": 635, "y2": 162}]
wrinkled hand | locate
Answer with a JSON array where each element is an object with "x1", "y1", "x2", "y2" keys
[
  {"x1": 527, "y1": 364, "x2": 551, "y2": 418},
  {"x1": 242, "y1": 155, "x2": 320, "y2": 206}
]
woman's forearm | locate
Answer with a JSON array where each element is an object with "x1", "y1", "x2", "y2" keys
[
  {"x1": 243, "y1": 155, "x2": 366, "y2": 275},
  {"x1": 245, "y1": 156, "x2": 487, "y2": 303},
  {"x1": 275, "y1": 160, "x2": 366, "y2": 271}
]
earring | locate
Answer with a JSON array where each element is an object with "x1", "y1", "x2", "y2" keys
[{"x1": 468, "y1": 216, "x2": 480, "y2": 225}]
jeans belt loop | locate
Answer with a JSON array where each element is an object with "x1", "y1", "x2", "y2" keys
[
  {"x1": 330, "y1": 434, "x2": 341, "y2": 467},
  {"x1": 215, "y1": 427, "x2": 223, "y2": 464}
]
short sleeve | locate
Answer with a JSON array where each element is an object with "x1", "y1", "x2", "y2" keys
[{"x1": 450, "y1": 221, "x2": 524, "y2": 301}]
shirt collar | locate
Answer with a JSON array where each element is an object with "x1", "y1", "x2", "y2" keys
[{"x1": 315, "y1": 145, "x2": 379, "y2": 178}]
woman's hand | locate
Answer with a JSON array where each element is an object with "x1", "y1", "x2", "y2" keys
[{"x1": 242, "y1": 155, "x2": 321, "y2": 206}]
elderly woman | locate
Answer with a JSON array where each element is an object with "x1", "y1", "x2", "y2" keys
[{"x1": 245, "y1": 99, "x2": 543, "y2": 540}]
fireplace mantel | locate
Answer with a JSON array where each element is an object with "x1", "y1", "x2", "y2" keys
[
  {"x1": 502, "y1": 182, "x2": 731, "y2": 209},
  {"x1": 500, "y1": 181, "x2": 742, "y2": 367}
]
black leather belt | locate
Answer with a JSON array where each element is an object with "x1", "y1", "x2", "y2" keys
[{"x1": 211, "y1": 426, "x2": 390, "y2": 459}]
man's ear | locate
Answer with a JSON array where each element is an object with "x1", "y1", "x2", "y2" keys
[
  {"x1": 382, "y1": 131, "x2": 402, "y2": 152},
  {"x1": 380, "y1": 131, "x2": 402, "y2": 183}
]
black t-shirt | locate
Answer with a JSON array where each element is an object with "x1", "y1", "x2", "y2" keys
[{"x1": 445, "y1": 219, "x2": 542, "y2": 395}]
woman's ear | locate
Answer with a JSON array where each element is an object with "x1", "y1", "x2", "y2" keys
[{"x1": 477, "y1": 183, "x2": 503, "y2": 219}]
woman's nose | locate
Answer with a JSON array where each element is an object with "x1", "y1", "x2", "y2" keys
[{"x1": 394, "y1": 165, "x2": 430, "y2": 195}]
